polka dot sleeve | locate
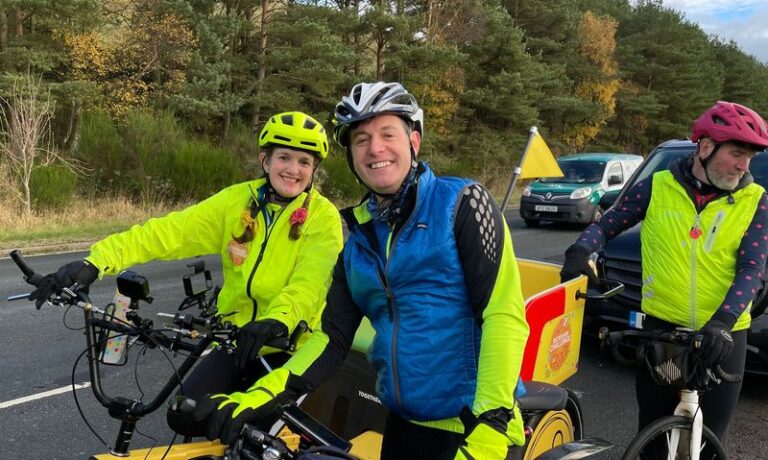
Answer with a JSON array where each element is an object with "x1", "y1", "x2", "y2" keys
[
  {"x1": 574, "y1": 179, "x2": 652, "y2": 254},
  {"x1": 718, "y1": 193, "x2": 768, "y2": 320},
  {"x1": 454, "y1": 183, "x2": 506, "y2": 320}
]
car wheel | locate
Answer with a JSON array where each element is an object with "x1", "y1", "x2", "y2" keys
[{"x1": 524, "y1": 219, "x2": 540, "y2": 228}]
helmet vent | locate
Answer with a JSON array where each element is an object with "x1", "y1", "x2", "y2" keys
[
  {"x1": 303, "y1": 118, "x2": 316, "y2": 130},
  {"x1": 281, "y1": 113, "x2": 294, "y2": 125},
  {"x1": 274, "y1": 135, "x2": 291, "y2": 142},
  {"x1": 712, "y1": 116, "x2": 729, "y2": 127},
  {"x1": 300, "y1": 141, "x2": 318, "y2": 147},
  {"x1": 390, "y1": 94, "x2": 414, "y2": 105},
  {"x1": 370, "y1": 88, "x2": 387, "y2": 106}
]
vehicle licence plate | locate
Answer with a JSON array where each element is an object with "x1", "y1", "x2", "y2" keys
[{"x1": 534, "y1": 205, "x2": 558, "y2": 212}]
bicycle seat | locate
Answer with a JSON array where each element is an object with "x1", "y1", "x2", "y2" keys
[{"x1": 518, "y1": 381, "x2": 568, "y2": 411}]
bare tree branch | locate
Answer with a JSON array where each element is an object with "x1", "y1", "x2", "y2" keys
[{"x1": 0, "y1": 72, "x2": 88, "y2": 216}]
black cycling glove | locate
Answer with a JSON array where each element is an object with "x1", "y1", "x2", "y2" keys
[
  {"x1": 28, "y1": 260, "x2": 99, "y2": 309},
  {"x1": 697, "y1": 311, "x2": 736, "y2": 368},
  {"x1": 560, "y1": 244, "x2": 598, "y2": 284},
  {"x1": 235, "y1": 319, "x2": 289, "y2": 372}
]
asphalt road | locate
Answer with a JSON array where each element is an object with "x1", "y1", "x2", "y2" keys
[{"x1": 0, "y1": 215, "x2": 767, "y2": 459}]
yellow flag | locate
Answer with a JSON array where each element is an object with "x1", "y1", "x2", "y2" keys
[{"x1": 519, "y1": 128, "x2": 563, "y2": 179}]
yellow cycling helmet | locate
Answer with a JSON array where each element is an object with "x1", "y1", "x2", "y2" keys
[{"x1": 259, "y1": 111, "x2": 329, "y2": 161}]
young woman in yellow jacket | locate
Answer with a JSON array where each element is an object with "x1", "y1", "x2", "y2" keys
[{"x1": 29, "y1": 111, "x2": 344, "y2": 436}]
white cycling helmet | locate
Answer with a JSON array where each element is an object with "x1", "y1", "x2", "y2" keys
[{"x1": 333, "y1": 82, "x2": 424, "y2": 147}]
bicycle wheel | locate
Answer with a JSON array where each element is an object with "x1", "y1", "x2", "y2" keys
[{"x1": 621, "y1": 415, "x2": 727, "y2": 460}]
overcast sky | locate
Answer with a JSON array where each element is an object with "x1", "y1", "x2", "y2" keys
[{"x1": 661, "y1": 0, "x2": 768, "y2": 64}]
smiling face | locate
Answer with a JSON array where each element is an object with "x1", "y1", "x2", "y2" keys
[
  {"x1": 696, "y1": 138, "x2": 757, "y2": 190},
  {"x1": 348, "y1": 114, "x2": 421, "y2": 195},
  {"x1": 260, "y1": 147, "x2": 316, "y2": 198}
]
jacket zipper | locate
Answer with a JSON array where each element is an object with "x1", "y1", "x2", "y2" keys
[
  {"x1": 689, "y1": 213, "x2": 700, "y2": 329},
  {"x1": 246, "y1": 206, "x2": 286, "y2": 321},
  {"x1": 381, "y1": 189, "x2": 419, "y2": 415}
]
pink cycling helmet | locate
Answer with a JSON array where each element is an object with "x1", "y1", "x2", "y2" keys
[{"x1": 691, "y1": 101, "x2": 768, "y2": 148}]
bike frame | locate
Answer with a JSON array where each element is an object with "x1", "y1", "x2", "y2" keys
[{"x1": 668, "y1": 389, "x2": 704, "y2": 460}]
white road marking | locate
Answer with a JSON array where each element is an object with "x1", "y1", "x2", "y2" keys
[{"x1": 0, "y1": 382, "x2": 91, "y2": 409}]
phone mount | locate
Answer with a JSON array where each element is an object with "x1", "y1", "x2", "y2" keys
[{"x1": 178, "y1": 260, "x2": 213, "y2": 311}]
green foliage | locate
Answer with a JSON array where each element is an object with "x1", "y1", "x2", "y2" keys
[
  {"x1": 613, "y1": 1, "x2": 722, "y2": 150},
  {"x1": 459, "y1": 6, "x2": 545, "y2": 134},
  {"x1": 711, "y1": 40, "x2": 768, "y2": 114},
  {"x1": 317, "y1": 146, "x2": 365, "y2": 205},
  {"x1": 75, "y1": 109, "x2": 127, "y2": 197},
  {"x1": 30, "y1": 164, "x2": 77, "y2": 210},
  {"x1": 76, "y1": 108, "x2": 241, "y2": 203},
  {"x1": 222, "y1": 119, "x2": 262, "y2": 179},
  {"x1": 254, "y1": 5, "x2": 357, "y2": 118},
  {"x1": 170, "y1": 141, "x2": 239, "y2": 201}
]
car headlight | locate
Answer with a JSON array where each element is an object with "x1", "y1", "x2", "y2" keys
[
  {"x1": 570, "y1": 186, "x2": 593, "y2": 199},
  {"x1": 522, "y1": 185, "x2": 531, "y2": 197}
]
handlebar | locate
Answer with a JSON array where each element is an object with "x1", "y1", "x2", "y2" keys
[
  {"x1": 10, "y1": 249, "x2": 44, "y2": 286},
  {"x1": 598, "y1": 327, "x2": 742, "y2": 385},
  {"x1": 575, "y1": 279, "x2": 624, "y2": 301},
  {"x1": 169, "y1": 399, "x2": 355, "y2": 460}
]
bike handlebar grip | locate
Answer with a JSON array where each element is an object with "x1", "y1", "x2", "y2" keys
[
  {"x1": 714, "y1": 365, "x2": 742, "y2": 383},
  {"x1": 10, "y1": 250, "x2": 44, "y2": 286},
  {"x1": 169, "y1": 395, "x2": 197, "y2": 414}
]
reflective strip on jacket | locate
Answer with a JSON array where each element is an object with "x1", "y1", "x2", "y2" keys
[
  {"x1": 641, "y1": 170, "x2": 763, "y2": 331},
  {"x1": 86, "y1": 178, "x2": 343, "y2": 334}
]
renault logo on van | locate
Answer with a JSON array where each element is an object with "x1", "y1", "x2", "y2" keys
[{"x1": 545, "y1": 192, "x2": 552, "y2": 200}]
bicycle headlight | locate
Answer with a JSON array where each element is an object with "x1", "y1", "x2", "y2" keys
[{"x1": 523, "y1": 185, "x2": 531, "y2": 197}]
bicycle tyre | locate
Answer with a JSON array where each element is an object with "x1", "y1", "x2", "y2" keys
[{"x1": 621, "y1": 415, "x2": 727, "y2": 460}]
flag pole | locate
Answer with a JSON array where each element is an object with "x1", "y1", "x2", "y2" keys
[{"x1": 500, "y1": 126, "x2": 538, "y2": 214}]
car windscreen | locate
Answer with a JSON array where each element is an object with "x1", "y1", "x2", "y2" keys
[
  {"x1": 540, "y1": 160, "x2": 605, "y2": 183},
  {"x1": 630, "y1": 148, "x2": 691, "y2": 186}
]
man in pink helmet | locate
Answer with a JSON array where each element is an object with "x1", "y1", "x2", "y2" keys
[{"x1": 561, "y1": 101, "x2": 768, "y2": 453}]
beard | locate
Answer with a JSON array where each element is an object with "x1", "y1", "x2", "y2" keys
[{"x1": 706, "y1": 165, "x2": 742, "y2": 191}]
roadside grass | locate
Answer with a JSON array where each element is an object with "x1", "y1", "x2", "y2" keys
[{"x1": 0, "y1": 196, "x2": 186, "y2": 254}]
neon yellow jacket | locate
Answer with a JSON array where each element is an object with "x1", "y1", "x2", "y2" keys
[
  {"x1": 641, "y1": 170, "x2": 763, "y2": 331},
  {"x1": 86, "y1": 179, "x2": 344, "y2": 334}
]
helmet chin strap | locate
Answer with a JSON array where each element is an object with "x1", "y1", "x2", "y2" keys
[{"x1": 698, "y1": 143, "x2": 722, "y2": 187}]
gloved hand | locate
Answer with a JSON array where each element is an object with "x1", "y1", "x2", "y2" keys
[
  {"x1": 235, "y1": 319, "x2": 289, "y2": 371},
  {"x1": 696, "y1": 311, "x2": 736, "y2": 368},
  {"x1": 560, "y1": 244, "x2": 598, "y2": 284},
  {"x1": 28, "y1": 260, "x2": 99, "y2": 309},
  {"x1": 197, "y1": 368, "x2": 312, "y2": 444},
  {"x1": 455, "y1": 406, "x2": 511, "y2": 460}
]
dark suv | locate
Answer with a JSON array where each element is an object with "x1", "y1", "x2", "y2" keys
[{"x1": 588, "y1": 139, "x2": 768, "y2": 374}]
